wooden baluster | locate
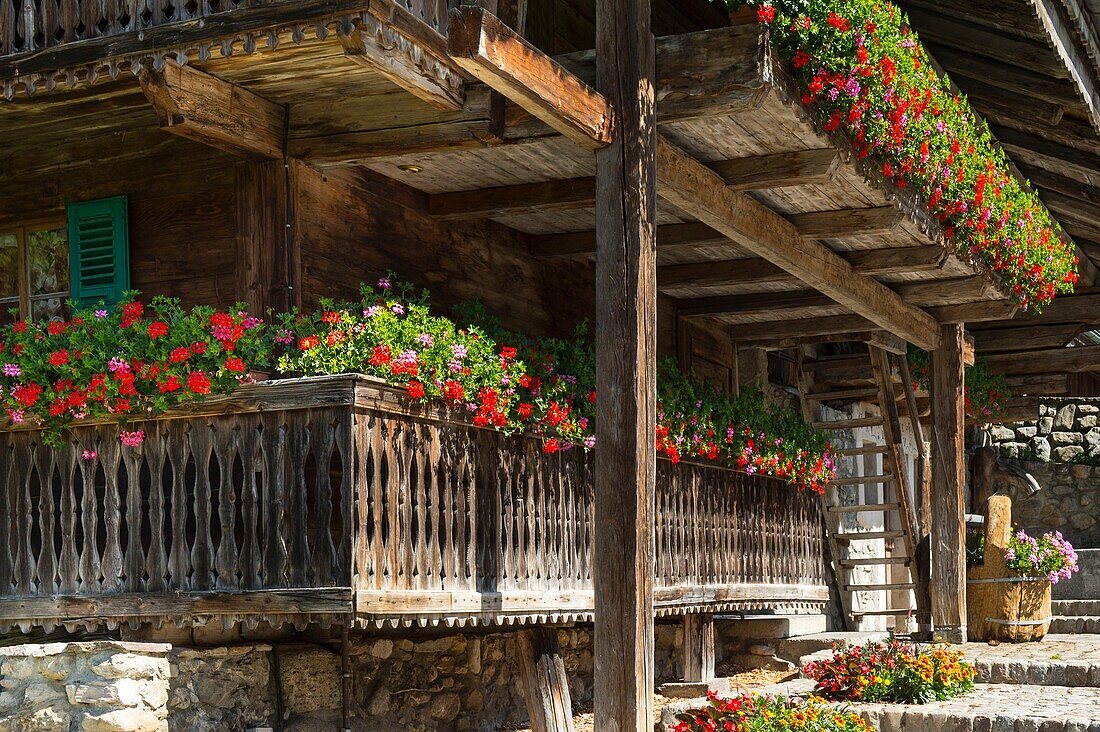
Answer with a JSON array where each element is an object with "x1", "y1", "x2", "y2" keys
[
  {"x1": 309, "y1": 412, "x2": 336, "y2": 587},
  {"x1": 77, "y1": 432, "x2": 101, "y2": 593},
  {"x1": 57, "y1": 438, "x2": 79, "y2": 595},
  {"x1": 438, "y1": 426, "x2": 455, "y2": 591},
  {"x1": 37, "y1": 0, "x2": 56, "y2": 47},
  {"x1": 381, "y1": 419, "x2": 398, "y2": 591},
  {"x1": 33, "y1": 442, "x2": 58, "y2": 595},
  {"x1": 97, "y1": 436, "x2": 123, "y2": 593},
  {"x1": 214, "y1": 418, "x2": 240, "y2": 590},
  {"x1": 0, "y1": 438, "x2": 17, "y2": 595},
  {"x1": 455, "y1": 429, "x2": 472, "y2": 592},
  {"x1": 523, "y1": 438, "x2": 537, "y2": 591},
  {"x1": 370, "y1": 414, "x2": 388, "y2": 590},
  {"x1": 414, "y1": 422, "x2": 432, "y2": 591},
  {"x1": 237, "y1": 418, "x2": 260, "y2": 591},
  {"x1": 19, "y1": 0, "x2": 35, "y2": 51},
  {"x1": 167, "y1": 420, "x2": 191, "y2": 590},
  {"x1": 144, "y1": 422, "x2": 168, "y2": 593},
  {"x1": 393, "y1": 419, "x2": 413, "y2": 591},
  {"x1": 58, "y1": 0, "x2": 77, "y2": 42},
  {"x1": 0, "y1": 0, "x2": 15, "y2": 56},
  {"x1": 260, "y1": 414, "x2": 288, "y2": 588},
  {"x1": 285, "y1": 410, "x2": 311, "y2": 588},
  {"x1": 352, "y1": 413, "x2": 373, "y2": 591},
  {"x1": 188, "y1": 420, "x2": 214, "y2": 591},
  {"x1": 335, "y1": 412, "x2": 354, "y2": 588},
  {"x1": 11, "y1": 436, "x2": 34, "y2": 597},
  {"x1": 121, "y1": 436, "x2": 145, "y2": 593}
]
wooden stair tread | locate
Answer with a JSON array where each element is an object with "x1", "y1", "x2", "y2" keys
[
  {"x1": 844, "y1": 583, "x2": 916, "y2": 592},
  {"x1": 834, "y1": 445, "x2": 889, "y2": 457},
  {"x1": 812, "y1": 417, "x2": 883, "y2": 430},
  {"x1": 840, "y1": 557, "x2": 911, "y2": 567},
  {"x1": 834, "y1": 530, "x2": 905, "y2": 541},
  {"x1": 827, "y1": 502, "x2": 902, "y2": 513},
  {"x1": 805, "y1": 388, "x2": 879, "y2": 402},
  {"x1": 831, "y1": 474, "x2": 895, "y2": 486}
]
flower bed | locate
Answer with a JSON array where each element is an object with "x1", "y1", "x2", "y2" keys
[
  {"x1": 803, "y1": 640, "x2": 976, "y2": 704},
  {"x1": 670, "y1": 692, "x2": 873, "y2": 732},
  {"x1": 731, "y1": 0, "x2": 1078, "y2": 308},
  {"x1": 1005, "y1": 529, "x2": 1079, "y2": 584},
  {"x1": 0, "y1": 278, "x2": 836, "y2": 492}
]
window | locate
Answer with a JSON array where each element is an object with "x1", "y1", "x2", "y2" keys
[{"x1": 0, "y1": 222, "x2": 70, "y2": 323}]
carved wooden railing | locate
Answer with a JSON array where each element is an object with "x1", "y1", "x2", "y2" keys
[
  {"x1": 0, "y1": 375, "x2": 827, "y2": 632},
  {"x1": 0, "y1": 0, "x2": 450, "y2": 60}
]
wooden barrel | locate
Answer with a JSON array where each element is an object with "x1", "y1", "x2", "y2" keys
[
  {"x1": 965, "y1": 495, "x2": 1052, "y2": 642},
  {"x1": 966, "y1": 576, "x2": 1052, "y2": 642}
]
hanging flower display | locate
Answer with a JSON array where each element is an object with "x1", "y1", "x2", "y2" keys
[{"x1": 731, "y1": 0, "x2": 1078, "y2": 308}]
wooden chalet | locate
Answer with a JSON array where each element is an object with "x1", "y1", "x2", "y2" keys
[{"x1": 1, "y1": 0, "x2": 1098, "y2": 729}]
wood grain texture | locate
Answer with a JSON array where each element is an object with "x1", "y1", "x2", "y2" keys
[
  {"x1": 681, "y1": 613, "x2": 715, "y2": 683},
  {"x1": 594, "y1": 0, "x2": 658, "y2": 727},
  {"x1": 448, "y1": 5, "x2": 612, "y2": 148},
  {"x1": 518, "y1": 628, "x2": 576, "y2": 732},
  {"x1": 139, "y1": 60, "x2": 287, "y2": 160},
  {"x1": 931, "y1": 323, "x2": 967, "y2": 643}
]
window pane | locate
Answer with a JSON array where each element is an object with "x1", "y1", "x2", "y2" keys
[
  {"x1": 31, "y1": 296, "x2": 69, "y2": 322},
  {"x1": 0, "y1": 233, "x2": 19, "y2": 302},
  {"x1": 27, "y1": 226, "x2": 69, "y2": 299}
]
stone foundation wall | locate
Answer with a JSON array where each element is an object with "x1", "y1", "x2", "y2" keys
[
  {"x1": 1, "y1": 624, "x2": 703, "y2": 732},
  {"x1": 990, "y1": 398, "x2": 1100, "y2": 463},
  {"x1": 995, "y1": 459, "x2": 1100, "y2": 547}
]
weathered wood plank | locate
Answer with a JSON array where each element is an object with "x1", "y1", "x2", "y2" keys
[
  {"x1": 139, "y1": 60, "x2": 288, "y2": 160},
  {"x1": 594, "y1": 0, "x2": 657, "y2": 728},
  {"x1": 654, "y1": 137, "x2": 942, "y2": 350},
  {"x1": 518, "y1": 628, "x2": 576, "y2": 732},
  {"x1": 931, "y1": 323, "x2": 967, "y2": 643},
  {"x1": 681, "y1": 613, "x2": 715, "y2": 683},
  {"x1": 448, "y1": 5, "x2": 612, "y2": 148},
  {"x1": 0, "y1": 589, "x2": 353, "y2": 619}
]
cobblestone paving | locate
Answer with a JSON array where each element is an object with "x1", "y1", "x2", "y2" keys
[
  {"x1": 957, "y1": 635, "x2": 1100, "y2": 687},
  {"x1": 853, "y1": 684, "x2": 1100, "y2": 730}
]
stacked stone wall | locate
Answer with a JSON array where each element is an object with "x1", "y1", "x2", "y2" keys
[
  {"x1": 991, "y1": 459, "x2": 1100, "y2": 548},
  {"x1": 0, "y1": 622, "x2": 707, "y2": 731},
  {"x1": 990, "y1": 398, "x2": 1100, "y2": 463}
]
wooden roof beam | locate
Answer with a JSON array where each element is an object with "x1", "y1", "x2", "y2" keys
[
  {"x1": 138, "y1": 60, "x2": 287, "y2": 160},
  {"x1": 447, "y1": 4, "x2": 612, "y2": 148},
  {"x1": 654, "y1": 136, "x2": 942, "y2": 349},
  {"x1": 339, "y1": 16, "x2": 465, "y2": 111},
  {"x1": 1029, "y1": 0, "x2": 1100, "y2": 133},
  {"x1": 657, "y1": 245, "x2": 949, "y2": 289},
  {"x1": 985, "y1": 345, "x2": 1100, "y2": 375},
  {"x1": 435, "y1": 149, "x2": 844, "y2": 220},
  {"x1": 971, "y1": 323, "x2": 1085, "y2": 353},
  {"x1": 532, "y1": 222, "x2": 728, "y2": 259}
]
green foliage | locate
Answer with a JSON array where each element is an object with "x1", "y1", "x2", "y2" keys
[
  {"x1": 729, "y1": 0, "x2": 1078, "y2": 307},
  {"x1": 907, "y1": 345, "x2": 1010, "y2": 422}
]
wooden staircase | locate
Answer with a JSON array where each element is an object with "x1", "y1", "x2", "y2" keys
[{"x1": 798, "y1": 343, "x2": 929, "y2": 631}]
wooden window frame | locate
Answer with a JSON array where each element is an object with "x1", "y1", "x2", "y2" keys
[{"x1": 0, "y1": 216, "x2": 69, "y2": 320}]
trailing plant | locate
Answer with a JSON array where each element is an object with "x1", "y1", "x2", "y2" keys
[
  {"x1": 278, "y1": 277, "x2": 837, "y2": 492},
  {"x1": 803, "y1": 640, "x2": 976, "y2": 704},
  {"x1": 729, "y1": 0, "x2": 1078, "y2": 308},
  {"x1": 0, "y1": 296, "x2": 269, "y2": 446},
  {"x1": 907, "y1": 346, "x2": 1010, "y2": 422},
  {"x1": 669, "y1": 692, "x2": 873, "y2": 732},
  {"x1": 1005, "y1": 529, "x2": 1079, "y2": 584}
]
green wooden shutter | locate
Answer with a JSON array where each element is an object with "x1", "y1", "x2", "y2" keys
[{"x1": 67, "y1": 196, "x2": 130, "y2": 309}]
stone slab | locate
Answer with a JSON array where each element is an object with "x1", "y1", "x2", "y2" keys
[
  {"x1": 717, "y1": 614, "x2": 828, "y2": 640},
  {"x1": 776, "y1": 631, "x2": 888, "y2": 665},
  {"x1": 1054, "y1": 549, "x2": 1100, "y2": 601}
]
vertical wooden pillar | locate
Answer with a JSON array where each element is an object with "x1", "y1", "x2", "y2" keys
[
  {"x1": 930, "y1": 322, "x2": 967, "y2": 643},
  {"x1": 234, "y1": 160, "x2": 285, "y2": 315},
  {"x1": 594, "y1": 0, "x2": 657, "y2": 726},
  {"x1": 518, "y1": 629, "x2": 576, "y2": 732},
  {"x1": 681, "y1": 614, "x2": 715, "y2": 683}
]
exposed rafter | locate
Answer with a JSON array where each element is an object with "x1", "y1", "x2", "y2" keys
[{"x1": 138, "y1": 60, "x2": 287, "y2": 160}]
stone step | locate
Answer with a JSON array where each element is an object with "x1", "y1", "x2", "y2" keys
[
  {"x1": 717, "y1": 614, "x2": 827, "y2": 640},
  {"x1": 971, "y1": 655, "x2": 1100, "y2": 687},
  {"x1": 1049, "y1": 616, "x2": 1100, "y2": 634},
  {"x1": 774, "y1": 631, "x2": 888, "y2": 667},
  {"x1": 1054, "y1": 599, "x2": 1100, "y2": 616}
]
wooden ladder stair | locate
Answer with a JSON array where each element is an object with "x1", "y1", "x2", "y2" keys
[{"x1": 799, "y1": 344, "x2": 928, "y2": 631}]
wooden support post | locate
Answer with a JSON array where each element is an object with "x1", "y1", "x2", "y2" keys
[
  {"x1": 930, "y1": 322, "x2": 967, "y2": 644},
  {"x1": 681, "y1": 614, "x2": 715, "y2": 683},
  {"x1": 518, "y1": 628, "x2": 576, "y2": 732},
  {"x1": 234, "y1": 161, "x2": 288, "y2": 315},
  {"x1": 594, "y1": 0, "x2": 657, "y2": 727}
]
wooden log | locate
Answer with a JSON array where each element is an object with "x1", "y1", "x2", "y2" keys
[
  {"x1": 681, "y1": 613, "x2": 715, "y2": 683},
  {"x1": 1029, "y1": 0, "x2": 1100, "y2": 134},
  {"x1": 138, "y1": 60, "x2": 287, "y2": 160},
  {"x1": 594, "y1": 0, "x2": 657, "y2": 727},
  {"x1": 709, "y1": 149, "x2": 839, "y2": 190},
  {"x1": 654, "y1": 136, "x2": 941, "y2": 350},
  {"x1": 447, "y1": 5, "x2": 612, "y2": 148},
  {"x1": 984, "y1": 345, "x2": 1100, "y2": 375},
  {"x1": 930, "y1": 322, "x2": 967, "y2": 643},
  {"x1": 518, "y1": 628, "x2": 576, "y2": 732}
]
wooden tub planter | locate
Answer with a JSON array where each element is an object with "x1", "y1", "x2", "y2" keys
[
  {"x1": 0, "y1": 374, "x2": 828, "y2": 633},
  {"x1": 966, "y1": 495, "x2": 1052, "y2": 642}
]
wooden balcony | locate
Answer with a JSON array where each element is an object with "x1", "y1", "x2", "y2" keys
[{"x1": 0, "y1": 375, "x2": 827, "y2": 633}]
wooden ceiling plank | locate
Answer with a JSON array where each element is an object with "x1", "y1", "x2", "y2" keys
[
  {"x1": 530, "y1": 222, "x2": 725, "y2": 259},
  {"x1": 446, "y1": 5, "x2": 612, "y2": 148},
  {"x1": 985, "y1": 345, "x2": 1100, "y2": 375},
  {"x1": 972, "y1": 323, "x2": 1085, "y2": 353},
  {"x1": 138, "y1": 60, "x2": 287, "y2": 160},
  {"x1": 654, "y1": 136, "x2": 942, "y2": 349},
  {"x1": 710, "y1": 148, "x2": 840, "y2": 190},
  {"x1": 429, "y1": 176, "x2": 596, "y2": 218},
  {"x1": 1028, "y1": 0, "x2": 1100, "y2": 133},
  {"x1": 657, "y1": 245, "x2": 948, "y2": 288},
  {"x1": 787, "y1": 206, "x2": 904, "y2": 240}
]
